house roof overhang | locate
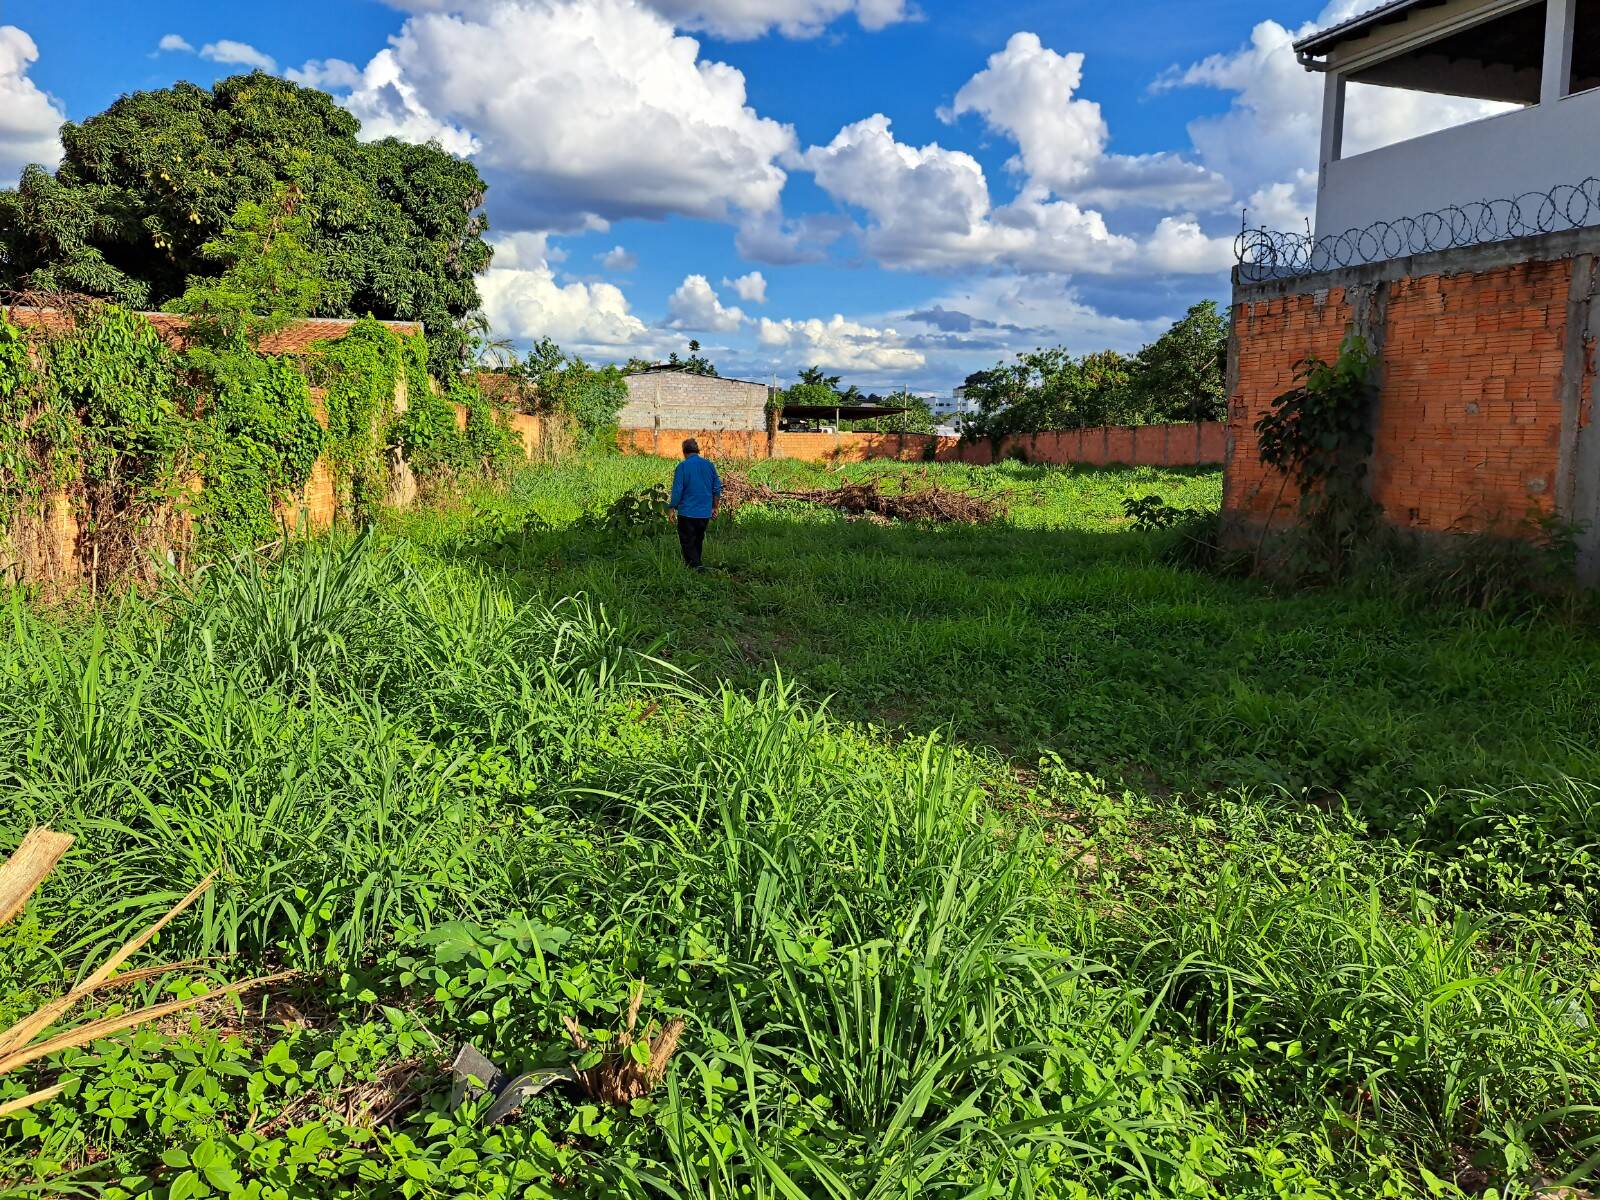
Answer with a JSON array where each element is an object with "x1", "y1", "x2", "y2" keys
[
  {"x1": 1293, "y1": 0, "x2": 1547, "y2": 104},
  {"x1": 1294, "y1": 0, "x2": 1449, "y2": 63}
]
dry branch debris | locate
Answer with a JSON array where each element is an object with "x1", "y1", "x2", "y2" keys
[
  {"x1": 722, "y1": 473, "x2": 1003, "y2": 524},
  {"x1": 562, "y1": 983, "x2": 685, "y2": 1106},
  {"x1": 0, "y1": 828, "x2": 74, "y2": 927},
  {"x1": 0, "y1": 829, "x2": 290, "y2": 1115}
]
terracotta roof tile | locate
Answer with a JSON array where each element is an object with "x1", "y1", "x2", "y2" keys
[
  {"x1": 2, "y1": 307, "x2": 422, "y2": 354},
  {"x1": 474, "y1": 370, "x2": 537, "y2": 407}
]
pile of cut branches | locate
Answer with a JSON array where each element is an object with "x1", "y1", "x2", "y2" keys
[{"x1": 722, "y1": 473, "x2": 1003, "y2": 524}]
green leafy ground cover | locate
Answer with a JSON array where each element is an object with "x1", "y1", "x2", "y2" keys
[{"x1": 3, "y1": 457, "x2": 1598, "y2": 1199}]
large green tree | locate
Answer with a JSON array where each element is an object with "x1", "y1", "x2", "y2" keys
[
  {"x1": 962, "y1": 348, "x2": 1135, "y2": 439},
  {"x1": 1126, "y1": 300, "x2": 1230, "y2": 424},
  {"x1": 959, "y1": 302, "x2": 1230, "y2": 439},
  {"x1": 0, "y1": 72, "x2": 490, "y2": 370}
]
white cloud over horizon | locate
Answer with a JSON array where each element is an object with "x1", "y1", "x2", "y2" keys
[
  {"x1": 336, "y1": 0, "x2": 795, "y2": 232},
  {"x1": 665, "y1": 274, "x2": 746, "y2": 331},
  {"x1": 0, "y1": 26, "x2": 64, "y2": 182},
  {"x1": 943, "y1": 32, "x2": 1229, "y2": 214},
  {"x1": 479, "y1": 232, "x2": 655, "y2": 353},
  {"x1": 725, "y1": 270, "x2": 767, "y2": 304},
  {"x1": 757, "y1": 313, "x2": 924, "y2": 375},
  {"x1": 200, "y1": 39, "x2": 279, "y2": 73}
]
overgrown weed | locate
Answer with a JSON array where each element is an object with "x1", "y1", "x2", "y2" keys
[{"x1": 2, "y1": 460, "x2": 1598, "y2": 1197}]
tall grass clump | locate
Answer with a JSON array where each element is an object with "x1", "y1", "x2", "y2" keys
[{"x1": 4, "y1": 460, "x2": 1600, "y2": 1198}]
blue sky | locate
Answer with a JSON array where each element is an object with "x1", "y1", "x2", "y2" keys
[{"x1": 5, "y1": 0, "x2": 1410, "y2": 393}]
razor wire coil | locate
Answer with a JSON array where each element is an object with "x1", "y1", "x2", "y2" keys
[{"x1": 1235, "y1": 179, "x2": 1600, "y2": 280}]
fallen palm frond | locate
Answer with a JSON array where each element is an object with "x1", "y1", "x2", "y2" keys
[
  {"x1": 0, "y1": 828, "x2": 74, "y2": 927},
  {"x1": 0, "y1": 828, "x2": 290, "y2": 1116},
  {"x1": 722, "y1": 473, "x2": 1003, "y2": 524}
]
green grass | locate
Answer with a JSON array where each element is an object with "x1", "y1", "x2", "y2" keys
[
  {"x1": 393, "y1": 456, "x2": 1600, "y2": 812},
  {"x1": 1, "y1": 455, "x2": 1597, "y2": 1199}
]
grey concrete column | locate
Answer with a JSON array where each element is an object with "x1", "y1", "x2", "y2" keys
[
  {"x1": 1318, "y1": 72, "x2": 1346, "y2": 192},
  {"x1": 1543, "y1": 0, "x2": 1578, "y2": 106}
]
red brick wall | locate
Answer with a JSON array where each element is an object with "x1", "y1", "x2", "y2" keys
[
  {"x1": 620, "y1": 423, "x2": 1225, "y2": 468},
  {"x1": 1227, "y1": 288, "x2": 1354, "y2": 520},
  {"x1": 1373, "y1": 265, "x2": 1570, "y2": 532},
  {"x1": 619, "y1": 427, "x2": 770, "y2": 460},
  {"x1": 1228, "y1": 257, "x2": 1582, "y2": 537}
]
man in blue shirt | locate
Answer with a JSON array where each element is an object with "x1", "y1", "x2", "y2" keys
[{"x1": 668, "y1": 438, "x2": 722, "y2": 570}]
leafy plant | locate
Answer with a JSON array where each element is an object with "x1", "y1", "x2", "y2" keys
[
  {"x1": 522, "y1": 338, "x2": 629, "y2": 452},
  {"x1": 309, "y1": 317, "x2": 406, "y2": 526},
  {"x1": 1254, "y1": 333, "x2": 1380, "y2": 577}
]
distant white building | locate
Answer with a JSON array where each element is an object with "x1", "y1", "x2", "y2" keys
[{"x1": 931, "y1": 387, "x2": 981, "y2": 422}]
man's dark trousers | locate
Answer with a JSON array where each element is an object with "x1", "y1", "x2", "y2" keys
[{"x1": 678, "y1": 516, "x2": 709, "y2": 569}]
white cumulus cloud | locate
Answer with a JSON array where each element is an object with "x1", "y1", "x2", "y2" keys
[
  {"x1": 1141, "y1": 215, "x2": 1236, "y2": 274},
  {"x1": 157, "y1": 33, "x2": 195, "y2": 53},
  {"x1": 757, "y1": 313, "x2": 924, "y2": 374},
  {"x1": 287, "y1": 58, "x2": 365, "y2": 91},
  {"x1": 200, "y1": 39, "x2": 278, "y2": 73},
  {"x1": 479, "y1": 232, "x2": 651, "y2": 351},
  {"x1": 336, "y1": 0, "x2": 795, "y2": 232},
  {"x1": 0, "y1": 26, "x2": 64, "y2": 183},
  {"x1": 641, "y1": 0, "x2": 911, "y2": 39},
  {"x1": 943, "y1": 32, "x2": 1228, "y2": 213},
  {"x1": 665, "y1": 274, "x2": 746, "y2": 332},
  {"x1": 724, "y1": 270, "x2": 767, "y2": 304},
  {"x1": 600, "y1": 245, "x2": 639, "y2": 271},
  {"x1": 801, "y1": 114, "x2": 1137, "y2": 274}
]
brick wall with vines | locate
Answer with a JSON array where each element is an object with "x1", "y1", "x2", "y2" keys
[{"x1": 0, "y1": 303, "x2": 524, "y2": 591}]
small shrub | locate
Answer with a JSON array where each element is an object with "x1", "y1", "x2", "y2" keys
[
  {"x1": 1255, "y1": 334, "x2": 1380, "y2": 579},
  {"x1": 1123, "y1": 493, "x2": 1221, "y2": 568}
]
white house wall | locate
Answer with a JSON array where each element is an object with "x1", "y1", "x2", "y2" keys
[{"x1": 1315, "y1": 86, "x2": 1600, "y2": 237}]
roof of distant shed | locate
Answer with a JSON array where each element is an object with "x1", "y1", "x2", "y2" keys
[
  {"x1": 2, "y1": 307, "x2": 422, "y2": 354},
  {"x1": 624, "y1": 366, "x2": 772, "y2": 388},
  {"x1": 1294, "y1": 0, "x2": 1447, "y2": 57},
  {"x1": 782, "y1": 403, "x2": 909, "y2": 421}
]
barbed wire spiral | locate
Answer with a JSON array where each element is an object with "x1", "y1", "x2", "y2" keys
[{"x1": 1235, "y1": 178, "x2": 1600, "y2": 280}]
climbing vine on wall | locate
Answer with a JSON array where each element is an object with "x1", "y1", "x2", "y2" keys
[
  {"x1": 193, "y1": 345, "x2": 325, "y2": 552},
  {"x1": 0, "y1": 301, "x2": 192, "y2": 582},
  {"x1": 1255, "y1": 333, "x2": 1381, "y2": 576},
  {"x1": 309, "y1": 317, "x2": 403, "y2": 526},
  {"x1": 455, "y1": 376, "x2": 522, "y2": 477},
  {"x1": 390, "y1": 340, "x2": 522, "y2": 483},
  {"x1": 1, "y1": 297, "x2": 524, "y2": 586},
  {"x1": 390, "y1": 335, "x2": 467, "y2": 479},
  {"x1": 0, "y1": 315, "x2": 67, "y2": 530}
]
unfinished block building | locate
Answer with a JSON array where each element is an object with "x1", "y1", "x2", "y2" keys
[{"x1": 1229, "y1": 0, "x2": 1600, "y2": 583}]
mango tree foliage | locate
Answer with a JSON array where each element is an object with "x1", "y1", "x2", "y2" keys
[
  {"x1": 1126, "y1": 300, "x2": 1230, "y2": 425},
  {"x1": 0, "y1": 72, "x2": 490, "y2": 371},
  {"x1": 960, "y1": 301, "x2": 1230, "y2": 439}
]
